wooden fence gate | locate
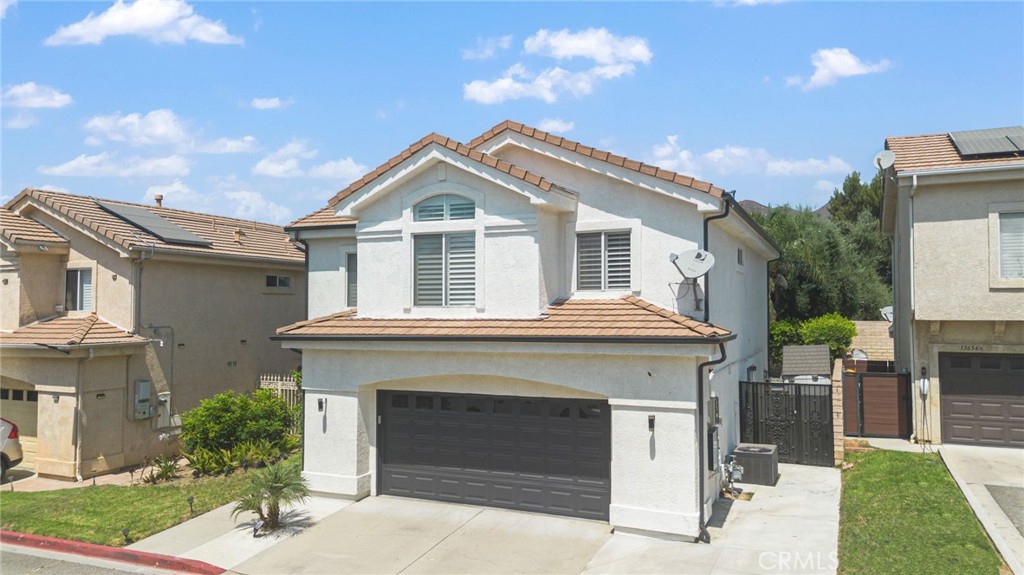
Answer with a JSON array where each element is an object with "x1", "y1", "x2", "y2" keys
[
  {"x1": 740, "y1": 381, "x2": 834, "y2": 467},
  {"x1": 842, "y1": 361, "x2": 911, "y2": 438}
]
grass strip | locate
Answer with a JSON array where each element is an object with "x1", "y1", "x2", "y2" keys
[{"x1": 839, "y1": 450, "x2": 1003, "y2": 575}]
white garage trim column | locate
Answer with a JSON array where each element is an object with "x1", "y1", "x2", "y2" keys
[
  {"x1": 302, "y1": 388, "x2": 372, "y2": 498},
  {"x1": 608, "y1": 398, "x2": 700, "y2": 540}
]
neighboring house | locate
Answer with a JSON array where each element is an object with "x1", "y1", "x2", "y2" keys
[
  {"x1": 0, "y1": 189, "x2": 305, "y2": 479},
  {"x1": 881, "y1": 126, "x2": 1024, "y2": 448},
  {"x1": 849, "y1": 320, "x2": 895, "y2": 362},
  {"x1": 781, "y1": 344, "x2": 831, "y2": 383},
  {"x1": 276, "y1": 121, "x2": 780, "y2": 540}
]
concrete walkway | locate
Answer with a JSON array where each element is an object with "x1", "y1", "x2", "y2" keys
[
  {"x1": 940, "y1": 444, "x2": 1024, "y2": 575},
  {"x1": 121, "y1": 461, "x2": 838, "y2": 575}
]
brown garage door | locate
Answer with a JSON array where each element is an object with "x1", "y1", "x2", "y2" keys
[
  {"x1": 940, "y1": 353, "x2": 1024, "y2": 447},
  {"x1": 378, "y1": 391, "x2": 610, "y2": 520}
]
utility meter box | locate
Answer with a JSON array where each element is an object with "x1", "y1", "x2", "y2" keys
[
  {"x1": 133, "y1": 379, "x2": 153, "y2": 420},
  {"x1": 157, "y1": 391, "x2": 172, "y2": 428}
]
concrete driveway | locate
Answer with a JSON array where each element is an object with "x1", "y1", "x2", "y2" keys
[
  {"x1": 221, "y1": 463, "x2": 838, "y2": 575},
  {"x1": 940, "y1": 444, "x2": 1024, "y2": 575}
]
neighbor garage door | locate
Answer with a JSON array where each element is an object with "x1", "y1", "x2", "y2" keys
[
  {"x1": 378, "y1": 391, "x2": 610, "y2": 520},
  {"x1": 940, "y1": 353, "x2": 1024, "y2": 447},
  {"x1": 0, "y1": 387, "x2": 38, "y2": 467}
]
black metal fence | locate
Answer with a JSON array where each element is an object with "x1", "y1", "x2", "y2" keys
[{"x1": 740, "y1": 381, "x2": 834, "y2": 467}]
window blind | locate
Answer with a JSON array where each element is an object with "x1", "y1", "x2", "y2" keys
[{"x1": 1000, "y1": 212, "x2": 1024, "y2": 279}]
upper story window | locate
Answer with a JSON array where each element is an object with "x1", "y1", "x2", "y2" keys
[
  {"x1": 999, "y1": 211, "x2": 1024, "y2": 279},
  {"x1": 266, "y1": 275, "x2": 291, "y2": 288},
  {"x1": 346, "y1": 253, "x2": 358, "y2": 307},
  {"x1": 414, "y1": 233, "x2": 475, "y2": 306},
  {"x1": 65, "y1": 269, "x2": 93, "y2": 311},
  {"x1": 577, "y1": 231, "x2": 631, "y2": 291},
  {"x1": 414, "y1": 194, "x2": 475, "y2": 222}
]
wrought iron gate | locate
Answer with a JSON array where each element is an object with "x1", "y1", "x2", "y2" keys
[{"x1": 740, "y1": 382, "x2": 834, "y2": 467}]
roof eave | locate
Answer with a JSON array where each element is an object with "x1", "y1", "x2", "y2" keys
[{"x1": 271, "y1": 333, "x2": 736, "y2": 344}]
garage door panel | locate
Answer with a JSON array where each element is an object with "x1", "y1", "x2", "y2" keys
[
  {"x1": 379, "y1": 391, "x2": 610, "y2": 520},
  {"x1": 1009, "y1": 403, "x2": 1024, "y2": 419},
  {"x1": 941, "y1": 353, "x2": 1024, "y2": 448}
]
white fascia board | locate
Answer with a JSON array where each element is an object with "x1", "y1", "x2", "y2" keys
[
  {"x1": 337, "y1": 145, "x2": 577, "y2": 218},
  {"x1": 292, "y1": 226, "x2": 357, "y2": 242},
  {"x1": 898, "y1": 163, "x2": 1024, "y2": 190},
  {"x1": 279, "y1": 338, "x2": 721, "y2": 358},
  {"x1": 478, "y1": 134, "x2": 720, "y2": 212}
]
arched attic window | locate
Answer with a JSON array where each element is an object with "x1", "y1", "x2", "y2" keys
[{"x1": 413, "y1": 194, "x2": 475, "y2": 222}]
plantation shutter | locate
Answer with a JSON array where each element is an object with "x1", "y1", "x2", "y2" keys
[
  {"x1": 414, "y1": 235, "x2": 444, "y2": 306},
  {"x1": 414, "y1": 195, "x2": 475, "y2": 222},
  {"x1": 1000, "y1": 212, "x2": 1024, "y2": 279},
  {"x1": 605, "y1": 232, "x2": 631, "y2": 289},
  {"x1": 446, "y1": 233, "x2": 475, "y2": 306},
  {"x1": 346, "y1": 253, "x2": 358, "y2": 307},
  {"x1": 577, "y1": 233, "x2": 604, "y2": 290},
  {"x1": 447, "y1": 197, "x2": 475, "y2": 220}
]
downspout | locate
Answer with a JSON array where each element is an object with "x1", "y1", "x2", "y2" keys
[
  {"x1": 74, "y1": 347, "x2": 96, "y2": 481},
  {"x1": 702, "y1": 193, "x2": 733, "y2": 323},
  {"x1": 696, "y1": 342, "x2": 727, "y2": 543},
  {"x1": 131, "y1": 245, "x2": 155, "y2": 334},
  {"x1": 909, "y1": 174, "x2": 920, "y2": 444}
]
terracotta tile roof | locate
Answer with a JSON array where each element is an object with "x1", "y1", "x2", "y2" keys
[
  {"x1": 6, "y1": 189, "x2": 303, "y2": 263},
  {"x1": 286, "y1": 205, "x2": 357, "y2": 230},
  {"x1": 321, "y1": 133, "x2": 562, "y2": 211},
  {"x1": 276, "y1": 296, "x2": 732, "y2": 342},
  {"x1": 886, "y1": 129, "x2": 1024, "y2": 173},
  {"x1": 0, "y1": 314, "x2": 149, "y2": 347},
  {"x1": 470, "y1": 120, "x2": 726, "y2": 198},
  {"x1": 1, "y1": 208, "x2": 68, "y2": 245}
]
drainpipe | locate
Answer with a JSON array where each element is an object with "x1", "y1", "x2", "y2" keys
[
  {"x1": 696, "y1": 342, "x2": 727, "y2": 543},
  {"x1": 702, "y1": 193, "x2": 733, "y2": 323},
  {"x1": 131, "y1": 245, "x2": 155, "y2": 334},
  {"x1": 74, "y1": 347, "x2": 96, "y2": 481}
]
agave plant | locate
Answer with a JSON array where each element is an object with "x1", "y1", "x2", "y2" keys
[{"x1": 230, "y1": 461, "x2": 309, "y2": 530}]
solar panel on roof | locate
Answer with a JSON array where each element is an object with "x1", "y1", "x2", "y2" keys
[
  {"x1": 949, "y1": 127, "x2": 1024, "y2": 157},
  {"x1": 96, "y1": 201, "x2": 212, "y2": 247}
]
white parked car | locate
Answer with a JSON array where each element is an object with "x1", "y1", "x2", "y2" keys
[{"x1": 1, "y1": 417, "x2": 24, "y2": 481}]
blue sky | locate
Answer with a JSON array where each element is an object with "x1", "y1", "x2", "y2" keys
[{"x1": 2, "y1": 1, "x2": 1022, "y2": 224}]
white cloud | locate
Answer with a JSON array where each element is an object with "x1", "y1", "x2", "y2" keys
[
  {"x1": 4, "y1": 112, "x2": 37, "y2": 129},
  {"x1": 143, "y1": 179, "x2": 203, "y2": 205},
  {"x1": 252, "y1": 140, "x2": 317, "y2": 178},
  {"x1": 464, "y1": 27, "x2": 652, "y2": 105},
  {"x1": 813, "y1": 179, "x2": 838, "y2": 192},
  {"x1": 38, "y1": 183, "x2": 69, "y2": 193},
  {"x1": 461, "y1": 35, "x2": 513, "y2": 60},
  {"x1": 536, "y1": 118, "x2": 575, "y2": 134},
  {"x1": 1, "y1": 0, "x2": 16, "y2": 19},
  {"x1": 196, "y1": 135, "x2": 259, "y2": 154},
  {"x1": 250, "y1": 97, "x2": 289, "y2": 110},
  {"x1": 2, "y1": 82, "x2": 73, "y2": 108},
  {"x1": 308, "y1": 157, "x2": 368, "y2": 183},
  {"x1": 224, "y1": 190, "x2": 291, "y2": 223},
  {"x1": 84, "y1": 108, "x2": 188, "y2": 147},
  {"x1": 39, "y1": 152, "x2": 190, "y2": 177},
  {"x1": 45, "y1": 0, "x2": 243, "y2": 46},
  {"x1": 524, "y1": 28, "x2": 652, "y2": 66},
  {"x1": 648, "y1": 135, "x2": 851, "y2": 179},
  {"x1": 789, "y1": 48, "x2": 891, "y2": 91}
]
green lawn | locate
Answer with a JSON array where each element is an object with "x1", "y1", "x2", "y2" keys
[
  {"x1": 839, "y1": 450, "x2": 1005, "y2": 575},
  {"x1": 0, "y1": 471, "x2": 251, "y2": 547}
]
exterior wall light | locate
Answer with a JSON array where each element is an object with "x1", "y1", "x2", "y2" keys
[{"x1": 648, "y1": 414, "x2": 655, "y2": 432}]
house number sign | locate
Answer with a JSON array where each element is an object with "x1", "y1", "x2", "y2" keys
[{"x1": 959, "y1": 345, "x2": 984, "y2": 352}]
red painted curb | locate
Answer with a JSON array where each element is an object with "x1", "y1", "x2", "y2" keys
[{"x1": 0, "y1": 530, "x2": 225, "y2": 575}]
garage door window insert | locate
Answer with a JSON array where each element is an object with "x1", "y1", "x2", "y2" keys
[
  {"x1": 414, "y1": 233, "x2": 475, "y2": 306},
  {"x1": 65, "y1": 269, "x2": 93, "y2": 311},
  {"x1": 577, "y1": 231, "x2": 631, "y2": 291}
]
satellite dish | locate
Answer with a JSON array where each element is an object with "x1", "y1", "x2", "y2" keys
[
  {"x1": 851, "y1": 348, "x2": 869, "y2": 360},
  {"x1": 873, "y1": 150, "x2": 896, "y2": 170},
  {"x1": 880, "y1": 305, "x2": 894, "y2": 322},
  {"x1": 671, "y1": 248, "x2": 716, "y2": 278}
]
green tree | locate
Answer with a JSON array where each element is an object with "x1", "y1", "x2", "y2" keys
[
  {"x1": 800, "y1": 313, "x2": 857, "y2": 363},
  {"x1": 768, "y1": 320, "x2": 803, "y2": 378},
  {"x1": 827, "y1": 171, "x2": 884, "y2": 223},
  {"x1": 231, "y1": 460, "x2": 310, "y2": 530}
]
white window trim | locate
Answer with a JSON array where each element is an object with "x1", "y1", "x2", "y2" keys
[
  {"x1": 64, "y1": 263, "x2": 96, "y2": 314},
  {"x1": 988, "y1": 201, "x2": 1024, "y2": 289},
  {"x1": 345, "y1": 251, "x2": 358, "y2": 309},
  {"x1": 569, "y1": 219, "x2": 642, "y2": 296}
]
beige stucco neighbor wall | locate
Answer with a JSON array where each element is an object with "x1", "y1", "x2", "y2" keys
[{"x1": 1, "y1": 250, "x2": 66, "y2": 330}]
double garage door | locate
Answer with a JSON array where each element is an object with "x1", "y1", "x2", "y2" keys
[
  {"x1": 378, "y1": 391, "x2": 610, "y2": 520},
  {"x1": 941, "y1": 353, "x2": 1024, "y2": 447}
]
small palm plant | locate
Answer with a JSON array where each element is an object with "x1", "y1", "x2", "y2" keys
[{"x1": 231, "y1": 461, "x2": 310, "y2": 530}]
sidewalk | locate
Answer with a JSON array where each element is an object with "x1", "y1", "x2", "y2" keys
[{"x1": 127, "y1": 496, "x2": 351, "y2": 571}]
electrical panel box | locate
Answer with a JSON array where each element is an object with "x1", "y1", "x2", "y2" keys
[
  {"x1": 157, "y1": 391, "x2": 171, "y2": 428},
  {"x1": 707, "y1": 395, "x2": 721, "y2": 426},
  {"x1": 133, "y1": 379, "x2": 152, "y2": 420}
]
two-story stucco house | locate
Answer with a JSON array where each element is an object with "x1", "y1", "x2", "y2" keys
[
  {"x1": 276, "y1": 121, "x2": 780, "y2": 540},
  {"x1": 1, "y1": 189, "x2": 305, "y2": 479},
  {"x1": 881, "y1": 127, "x2": 1024, "y2": 448}
]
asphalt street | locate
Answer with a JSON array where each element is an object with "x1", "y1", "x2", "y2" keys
[{"x1": 0, "y1": 545, "x2": 176, "y2": 575}]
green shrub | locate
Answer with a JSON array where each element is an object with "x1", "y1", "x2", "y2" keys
[
  {"x1": 768, "y1": 320, "x2": 803, "y2": 378},
  {"x1": 142, "y1": 454, "x2": 179, "y2": 483},
  {"x1": 183, "y1": 447, "x2": 226, "y2": 476},
  {"x1": 181, "y1": 390, "x2": 295, "y2": 453},
  {"x1": 800, "y1": 313, "x2": 856, "y2": 362}
]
